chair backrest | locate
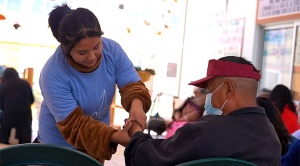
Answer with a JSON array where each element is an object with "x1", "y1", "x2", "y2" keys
[
  {"x1": 176, "y1": 157, "x2": 257, "y2": 166},
  {"x1": 0, "y1": 143, "x2": 102, "y2": 166}
]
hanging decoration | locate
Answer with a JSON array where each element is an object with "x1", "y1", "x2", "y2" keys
[
  {"x1": 118, "y1": 0, "x2": 179, "y2": 74},
  {"x1": 0, "y1": 14, "x2": 6, "y2": 20}
]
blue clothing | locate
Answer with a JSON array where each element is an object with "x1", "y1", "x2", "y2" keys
[
  {"x1": 281, "y1": 139, "x2": 300, "y2": 166},
  {"x1": 292, "y1": 129, "x2": 300, "y2": 139},
  {"x1": 38, "y1": 37, "x2": 140, "y2": 148}
]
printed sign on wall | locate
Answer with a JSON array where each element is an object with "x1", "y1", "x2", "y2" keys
[
  {"x1": 256, "y1": 0, "x2": 300, "y2": 24},
  {"x1": 215, "y1": 18, "x2": 245, "y2": 57}
]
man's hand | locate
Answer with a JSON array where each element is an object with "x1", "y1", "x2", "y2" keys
[
  {"x1": 111, "y1": 122, "x2": 132, "y2": 147},
  {"x1": 126, "y1": 99, "x2": 147, "y2": 130}
]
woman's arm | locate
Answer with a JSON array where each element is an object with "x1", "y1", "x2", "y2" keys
[
  {"x1": 119, "y1": 81, "x2": 152, "y2": 130},
  {"x1": 57, "y1": 107, "x2": 118, "y2": 161}
]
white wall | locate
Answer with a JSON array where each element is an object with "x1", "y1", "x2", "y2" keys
[
  {"x1": 227, "y1": 0, "x2": 260, "y2": 65},
  {"x1": 178, "y1": 0, "x2": 259, "y2": 99}
]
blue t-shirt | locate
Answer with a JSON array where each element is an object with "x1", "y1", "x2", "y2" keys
[{"x1": 38, "y1": 37, "x2": 140, "y2": 148}]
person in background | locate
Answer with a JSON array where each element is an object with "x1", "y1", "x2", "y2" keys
[
  {"x1": 0, "y1": 65, "x2": 5, "y2": 84},
  {"x1": 36, "y1": 3, "x2": 151, "y2": 164},
  {"x1": 256, "y1": 97, "x2": 298, "y2": 156},
  {"x1": 281, "y1": 139, "x2": 300, "y2": 166},
  {"x1": 164, "y1": 88, "x2": 207, "y2": 138},
  {"x1": 269, "y1": 84, "x2": 300, "y2": 134},
  {"x1": 192, "y1": 86, "x2": 205, "y2": 97},
  {"x1": 171, "y1": 87, "x2": 207, "y2": 122},
  {"x1": 292, "y1": 101, "x2": 300, "y2": 139},
  {"x1": 123, "y1": 56, "x2": 281, "y2": 166},
  {"x1": 0, "y1": 65, "x2": 6, "y2": 128},
  {"x1": 258, "y1": 88, "x2": 271, "y2": 98},
  {"x1": 292, "y1": 129, "x2": 300, "y2": 139},
  {"x1": 0, "y1": 68, "x2": 34, "y2": 144}
]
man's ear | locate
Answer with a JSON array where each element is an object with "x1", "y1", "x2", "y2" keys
[{"x1": 224, "y1": 79, "x2": 235, "y2": 99}]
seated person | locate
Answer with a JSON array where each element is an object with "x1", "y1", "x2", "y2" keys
[
  {"x1": 123, "y1": 56, "x2": 281, "y2": 166},
  {"x1": 281, "y1": 139, "x2": 300, "y2": 166},
  {"x1": 172, "y1": 88, "x2": 207, "y2": 122},
  {"x1": 256, "y1": 97, "x2": 298, "y2": 156},
  {"x1": 293, "y1": 100, "x2": 300, "y2": 139},
  {"x1": 258, "y1": 88, "x2": 271, "y2": 98},
  {"x1": 165, "y1": 90, "x2": 207, "y2": 138},
  {"x1": 269, "y1": 84, "x2": 300, "y2": 134}
]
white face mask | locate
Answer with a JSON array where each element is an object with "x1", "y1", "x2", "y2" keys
[{"x1": 204, "y1": 83, "x2": 228, "y2": 115}]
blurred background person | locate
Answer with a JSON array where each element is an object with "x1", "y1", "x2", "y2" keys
[
  {"x1": 163, "y1": 87, "x2": 207, "y2": 138},
  {"x1": 0, "y1": 65, "x2": 5, "y2": 84},
  {"x1": 165, "y1": 92, "x2": 207, "y2": 139},
  {"x1": 172, "y1": 88, "x2": 207, "y2": 121},
  {"x1": 258, "y1": 88, "x2": 271, "y2": 98},
  {"x1": 257, "y1": 97, "x2": 298, "y2": 156},
  {"x1": 281, "y1": 139, "x2": 300, "y2": 166},
  {"x1": 0, "y1": 65, "x2": 6, "y2": 128},
  {"x1": 0, "y1": 68, "x2": 34, "y2": 144},
  {"x1": 292, "y1": 101, "x2": 300, "y2": 139},
  {"x1": 269, "y1": 84, "x2": 300, "y2": 134}
]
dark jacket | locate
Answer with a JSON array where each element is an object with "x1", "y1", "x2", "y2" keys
[
  {"x1": 125, "y1": 107, "x2": 281, "y2": 166},
  {"x1": 0, "y1": 68, "x2": 34, "y2": 144}
]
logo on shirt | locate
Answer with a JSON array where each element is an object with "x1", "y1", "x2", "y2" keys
[{"x1": 92, "y1": 90, "x2": 109, "y2": 120}]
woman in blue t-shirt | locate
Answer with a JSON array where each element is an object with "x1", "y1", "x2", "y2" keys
[{"x1": 37, "y1": 3, "x2": 151, "y2": 164}]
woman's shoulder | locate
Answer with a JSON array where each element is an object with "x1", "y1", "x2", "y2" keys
[
  {"x1": 41, "y1": 46, "x2": 67, "y2": 74},
  {"x1": 282, "y1": 106, "x2": 298, "y2": 117},
  {"x1": 101, "y1": 37, "x2": 123, "y2": 52},
  {"x1": 102, "y1": 37, "x2": 118, "y2": 46}
]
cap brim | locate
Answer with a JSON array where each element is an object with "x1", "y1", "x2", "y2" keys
[{"x1": 188, "y1": 76, "x2": 214, "y2": 88}]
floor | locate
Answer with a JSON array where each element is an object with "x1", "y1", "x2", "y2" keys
[{"x1": 105, "y1": 146, "x2": 126, "y2": 166}]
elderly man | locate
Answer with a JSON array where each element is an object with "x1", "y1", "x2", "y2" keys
[{"x1": 123, "y1": 56, "x2": 281, "y2": 166}]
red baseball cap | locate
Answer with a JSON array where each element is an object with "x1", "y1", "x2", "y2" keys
[{"x1": 189, "y1": 59, "x2": 261, "y2": 88}]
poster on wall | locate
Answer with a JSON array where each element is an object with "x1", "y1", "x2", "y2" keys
[
  {"x1": 256, "y1": 0, "x2": 300, "y2": 24},
  {"x1": 215, "y1": 18, "x2": 245, "y2": 57}
]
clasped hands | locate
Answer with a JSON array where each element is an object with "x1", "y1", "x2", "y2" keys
[
  {"x1": 111, "y1": 118, "x2": 144, "y2": 147},
  {"x1": 111, "y1": 106, "x2": 147, "y2": 147}
]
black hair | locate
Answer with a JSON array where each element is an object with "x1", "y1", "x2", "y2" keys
[
  {"x1": 257, "y1": 97, "x2": 292, "y2": 155},
  {"x1": 218, "y1": 56, "x2": 259, "y2": 72},
  {"x1": 260, "y1": 88, "x2": 271, "y2": 93},
  {"x1": 48, "y1": 3, "x2": 103, "y2": 54},
  {"x1": 1, "y1": 68, "x2": 20, "y2": 84},
  {"x1": 269, "y1": 84, "x2": 297, "y2": 114}
]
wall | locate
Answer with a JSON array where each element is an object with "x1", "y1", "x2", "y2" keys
[
  {"x1": 178, "y1": 0, "x2": 259, "y2": 99},
  {"x1": 0, "y1": 0, "x2": 262, "y2": 121}
]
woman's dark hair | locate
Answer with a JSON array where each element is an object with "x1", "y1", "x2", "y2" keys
[
  {"x1": 48, "y1": 3, "x2": 103, "y2": 54},
  {"x1": 1, "y1": 68, "x2": 20, "y2": 84},
  {"x1": 257, "y1": 97, "x2": 292, "y2": 155},
  {"x1": 269, "y1": 84, "x2": 297, "y2": 114}
]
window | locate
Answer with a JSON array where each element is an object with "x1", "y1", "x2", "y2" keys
[{"x1": 260, "y1": 27, "x2": 294, "y2": 91}]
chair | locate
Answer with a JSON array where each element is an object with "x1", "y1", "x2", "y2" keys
[
  {"x1": 0, "y1": 143, "x2": 102, "y2": 166},
  {"x1": 176, "y1": 157, "x2": 257, "y2": 166}
]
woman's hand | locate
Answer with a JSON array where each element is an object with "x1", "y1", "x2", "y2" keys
[
  {"x1": 111, "y1": 122, "x2": 132, "y2": 147},
  {"x1": 125, "y1": 99, "x2": 147, "y2": 130}
]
